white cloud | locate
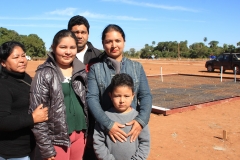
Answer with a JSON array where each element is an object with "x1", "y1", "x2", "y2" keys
[
  {"x1": 0, "y1": 10, "x2": 146, "y2": 21},
  {"x1": 79, "y1": 11, "x2": 147, "y2": 21},
  {"x1": 102, "y1": 0, "x2": 199, "y2": 12},
  {"x1": 78, "y1": 11, "x2": 106, "y2": 19},
  {"x1": 0, "y1": 24, "x2": 65, "y2": 28},
  {"x1": 46, "y1": 8, "x2": 77, "y2": 16},
  {"x1": 0, "y1": 16, "x2": 68, "y2": 21}
]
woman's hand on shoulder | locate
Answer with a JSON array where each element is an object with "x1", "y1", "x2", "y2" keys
[
  {"x1": 32, "y1": 104, "x2": 48, "y2": 123},
  {"x1": 126, "y1": 120, "x2": 142, "y2": 142},
  {"x1": 108, "y1": 122, "x2": 127, "y2": 143}
]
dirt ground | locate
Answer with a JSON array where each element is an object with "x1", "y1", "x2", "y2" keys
[{"x1": 26, "y1": 59, "x2": 240, "y2": 160}]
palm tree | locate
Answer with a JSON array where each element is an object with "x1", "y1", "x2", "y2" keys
[
  {"x1": 237, "y1": 41, "x2": 240, "y2": 47},
  {"x1": 203, "y1": 37, "x2": 207, "y2": 44},
  {"x1": 152, "y1": 41, "x2": 156, "y2": 47},
  {"x1": 223, "y1": 43, "x2": 228, "y2": 52},
  {"x1": 208, "y1": 41, "x2": 219, "y2": 48}
]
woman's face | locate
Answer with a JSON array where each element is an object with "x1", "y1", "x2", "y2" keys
[
  {"x1": 103, "y1": 30, "x2": 125, "y2": 62},
  {"x1": 53, "y1": 37, "x2": 77, "y2": 68},
  {"x1": 1, "y1": 46, "x2": 28, "y2": 73}
]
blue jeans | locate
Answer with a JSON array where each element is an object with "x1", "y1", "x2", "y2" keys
[{"x1": 0, "y1": 156, "x2": 30, "y2": 160}]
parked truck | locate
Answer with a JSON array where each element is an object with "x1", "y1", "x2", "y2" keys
[{"x1": 205, "y1": 53, "x2": 240, "y2": 74}]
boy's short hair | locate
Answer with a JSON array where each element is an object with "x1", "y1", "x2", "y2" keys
[
  {"x1": 109, "y1": 73, "x2": 134, "y2": 93},
  {"x1": 67, "y1": 15, "x2": 90, "y2": 33}
]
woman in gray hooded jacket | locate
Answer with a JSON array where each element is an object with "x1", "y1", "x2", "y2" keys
[{"x1": 29, "y1": 29, "x2": 88, "y2": 160}]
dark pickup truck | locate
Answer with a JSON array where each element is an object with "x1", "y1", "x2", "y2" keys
[{"x1": 205, "y1": 53, "x2": 240, "y2": 74}]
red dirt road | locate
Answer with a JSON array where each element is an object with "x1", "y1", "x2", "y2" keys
[{"x1": 26, "y1": 59, "x2": 240, "y2": 160}]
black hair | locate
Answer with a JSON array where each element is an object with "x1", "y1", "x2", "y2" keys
[
  {"x1": 51, "y1": 29, "x2": 78, "y2": 51},
  {"x1": 109, "y1": 73, "x2": 134, "y2": 93},
  {"x1": 0, "y1": 41, "x2": 25, "y2": 78},
  {"x1": 101, "y1": 24, "x2": 126, "y2": 43},
  {"x1": 68, "y1": 15, "x2": 90, "y2": 33},
  {"x1": 0, "y1": 41, "x2": 25, "y2": 63}
]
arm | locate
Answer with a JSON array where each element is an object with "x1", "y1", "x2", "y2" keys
[
  {"x1": 93, "y1": 122, "x2": 115, "y2": 160},
  {"x1": 0, "y1": 84, "x2": 34, "y2": 131},
  {"x1": 0, "y1": 104, "x2": 47, "y2": 132},
  {"x1": 86, "y1": 65, "x2": 114, "y2": 130},
  {"x1": 29, "y1": 69, "x2": 56, "y2": 158},
  {"x1": 127, "y1": 64, "x2": 152, "y2": 141},
  {"x1": 131, "y1": 125, "x2": 150, "y2": 160},
  {"x1": 0, "y1": 113, "x2": 33, "y2": 131},
  {"x1": 134, "y1": 65, "x2": 152, "y2": 128}
]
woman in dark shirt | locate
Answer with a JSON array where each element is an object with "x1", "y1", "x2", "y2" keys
[{"x1": 0, "y1": 41, "x2": 48, "y2": 160}]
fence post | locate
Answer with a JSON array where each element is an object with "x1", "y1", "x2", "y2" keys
[
  {"x1": 220, "y1": 66, "x2": 223, "y2": 82},
  {"x1": 234, "y1": 66, "x2": 236, "y2": 83}
]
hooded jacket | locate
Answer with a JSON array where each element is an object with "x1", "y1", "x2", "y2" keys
[{"x1": 29, "y1": 53, "x2": 88, "y2": 158}]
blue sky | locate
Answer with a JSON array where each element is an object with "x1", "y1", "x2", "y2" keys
[{"x1": 0, "y1": 0, "x2": 240, "y2": 51}]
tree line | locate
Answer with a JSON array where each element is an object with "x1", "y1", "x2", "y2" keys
[
  {"x1": 0, "y1": 27, "x2": 46, "y2": 58},
  {"x1": 125, "y1": 38, "x2": 240, "y2": 59},
  {"x1": 1, "y1": 27, "x2": 240, "y2": 59}
]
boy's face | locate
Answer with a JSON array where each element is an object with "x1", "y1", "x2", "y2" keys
[{"x1": 109, "y1": 86, "x2": 134, "y2": 113}]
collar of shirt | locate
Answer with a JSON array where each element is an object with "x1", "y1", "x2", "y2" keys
[{"x1": 76, "y1": 44, "x2": 88, "y2": 63}]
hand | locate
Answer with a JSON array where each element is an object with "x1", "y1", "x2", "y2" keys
[
  {"x1": 126, "y1": 120, "x2": 143, "y2": 142},
  {"x1": 108, "y1": 122, "x2": 127, "y2": 143},
  {"x1": 44, "y1": 157, "x2": 55, "y2": 160},
  {"x1": 32, "y1": 104, "x2": 48, "y2": 123}
]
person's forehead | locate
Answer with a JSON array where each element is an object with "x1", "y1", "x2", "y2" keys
[
  {"x1": 11, "y1": 46, "x2": 24, "y2": 55},
  {"x1": 71, "y1": 24, "x2": 87, "y2": 30}
]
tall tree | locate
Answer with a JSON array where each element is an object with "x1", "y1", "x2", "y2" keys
[
  {"x1": 0, "y1": 27, "x2": 21, "y2": 44},
  {"x1": 152, "y1": 41, "x2": 155, "y2": 47},
  {"x1": 208, "y1": 41, "x2": 219, "y2": 48},
  {"x1": 237, "y1": 41, "x2": 240, "y2": 46},
  {"x1": 0, "y1": 27, "x2": 46, "y2": 57},
  {"x1": 22, "y1": 34, "x2": 46, "y2": 57},
  {"x1": 236, "y1": 42, "x2": 240, "y2": 53},
  {"x1": 129, "y1": 48, "x2": 136, "y2": 55},
  {"x1": 223, "y1": 43, "x2": 228, "y2": 52},
  {"x1": 227, "y1": 45, "x2": 236, "y2": 53},
  {"x1": 179, "y1": 40, "x2": 189, "y2": 53},
  {"x1": 203, "y1": 37, "x2": 207, "y2": 43}
]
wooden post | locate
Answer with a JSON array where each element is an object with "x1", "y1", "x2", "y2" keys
[
  {"x1": 223, "y1": 130, "x2": 227, "y2": 140},
  {"x1": 220, "y1": 66, "x2": 223, "y2": 82},
  {"x1": 234, "y1": 67, "x2": 236, "y2": 83}
]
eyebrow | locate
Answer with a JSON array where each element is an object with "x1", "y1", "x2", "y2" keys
[{"x1": 12, "y1": 53, "x2": 25, "y2": 56}]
